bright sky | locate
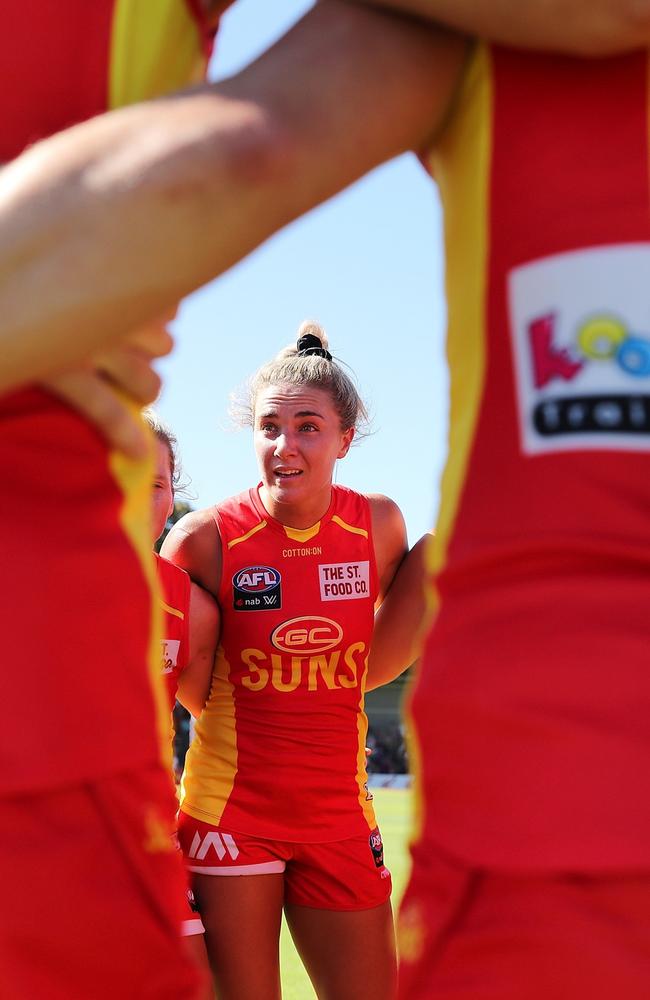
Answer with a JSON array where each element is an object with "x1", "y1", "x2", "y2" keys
[{"x1": 158, "y1": 0, "x2": 449, "y2": 544}]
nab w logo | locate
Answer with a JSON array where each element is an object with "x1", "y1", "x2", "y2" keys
[{"x1": 188, "y1": 830, "x2": 240, "y2": 862}]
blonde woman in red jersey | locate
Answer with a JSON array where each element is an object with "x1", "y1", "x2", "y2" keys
[{"x1": 162, "y1": 321, "x2": 408, "y2": 1000}]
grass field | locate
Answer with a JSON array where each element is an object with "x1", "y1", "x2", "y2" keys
[{"x1": 279, "y1": 788, "x2": 413, "y2": 999}]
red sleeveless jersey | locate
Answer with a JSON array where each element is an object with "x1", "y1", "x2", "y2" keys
[
  {"x1": 181, "y1": 485, "x2": 379, "y2": 842},
  {"x1": 412, "y1": 44, "x2": 650, "y2": 869},
  {"x1": 155, "y1": 554, "x2": 191, "y2": 711},
  {"x1": 0, "y1": 1, "x2": 216, "y2": 794}
]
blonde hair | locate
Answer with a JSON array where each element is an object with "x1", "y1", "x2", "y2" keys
[{"x1": 234, "y1": 320, "x2": 368, "y2": 433}]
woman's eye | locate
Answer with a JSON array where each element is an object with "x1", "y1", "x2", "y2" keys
[{"x1": 300, "y1": 423, "x2": 318, "y2": 432}]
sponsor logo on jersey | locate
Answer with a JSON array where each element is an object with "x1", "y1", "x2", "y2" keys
[
  {"x1": 188, "y1": 830, "x2": 240, "y2": 862},
  {"x1": 508, "y1": 243, "x2": 650, "y2": 454},
  {"x1": 233, "y1": 565, "x2": 282, "y2": 611},
  {"x1": 161, "y1": 638, "x2": 180, "y2": 675},
  {"x1": 239, "y1": 641, "x2": 366, "y2": 693},
  {"x1": 318, "y1": 560, "x2": 370, "y2": 601},
  {"x1": 368, "y1": 827, "x2": 384, "y2": 868},
  {"x1": 270, "y1": 616, "x2": 342, "y2": 654}
]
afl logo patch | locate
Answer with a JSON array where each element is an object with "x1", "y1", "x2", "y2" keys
[
  {"x1": 271, "y1": 616, "x2": 342, "y2": 654},
  {"x1": 233, "y1": 566, "x2": 282, "y2": 611}
]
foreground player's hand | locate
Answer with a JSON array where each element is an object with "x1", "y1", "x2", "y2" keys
[{"x1": 43, "y1": 322, "x2": 174, "y2": 459}]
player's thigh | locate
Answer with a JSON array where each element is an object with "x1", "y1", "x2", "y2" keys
[
  {"x1": 178, "y1": 813, "x2": 288, "y2": 1000},
  {"x1": 182, "y1": 932, "x2": 215, "y2": 1000},
  {"x1": 283, "y1": 830, "x2": 396, "y2": 1000},
  {"x1": 285, "y1": 899, "x2": 397, "y2": 1000},
  {"x1": 191, "y1": 870, "x2": 285, "y2": 1000},
  {"x1": 0, "y1": 767, "x2": 201, "y2": 1000}
]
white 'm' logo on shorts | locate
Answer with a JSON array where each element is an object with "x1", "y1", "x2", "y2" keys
[{"x1": 188, "y1": 831, "x2": 240, "y2": 861}]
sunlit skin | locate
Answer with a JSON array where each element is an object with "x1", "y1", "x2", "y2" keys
[
  {"x1": 254, "y1": 383, "x2": 354, "y2": 529},
  {"x1": 151, "y1": 437, "x2": 175, "y2": 542}
]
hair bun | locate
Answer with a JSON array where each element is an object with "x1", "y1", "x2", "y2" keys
[{"x1": 297, "y1": 330, "x2": 332, "y2": 362}]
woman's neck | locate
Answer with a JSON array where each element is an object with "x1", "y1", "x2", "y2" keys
[{"x1": 257, "y1": 484, "x2": 333, "y2": 529}]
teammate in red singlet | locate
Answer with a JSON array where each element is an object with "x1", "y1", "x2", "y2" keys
[
  {"x1": 146, "y1": 410, "x2": 218, "y2": 721},
  {"x1": 146, "y1": 412, "x2": 219, "y2": 997},
  {"x1": 162, "y1": 321, "x2": 408, "y2": 1000}
]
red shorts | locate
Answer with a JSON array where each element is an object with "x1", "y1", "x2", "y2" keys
[
  {"x1": 398, "y1": 841, "x2": 650, "y2": 1000},
  {"x1": 178, "y1": 811, "x2": 392, "y2": 911},
  {"x1": 0, "y1": 765, "x2": 206, "y2": 999}
]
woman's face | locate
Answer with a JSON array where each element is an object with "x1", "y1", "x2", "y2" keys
[
  {"x1": 253, "y1": 383, "x2": 354, "y2": 515},
  {"x1": 151, "y1": 438, "x2": 175, "y2": 543}
]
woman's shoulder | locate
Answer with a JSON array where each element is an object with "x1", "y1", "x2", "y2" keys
[
  {"x1": 364, "y1": 492, "x2": 405, "y2": 530},
  {"x1": 160, "y1": 506, "x2": 222, "y2": 596}
]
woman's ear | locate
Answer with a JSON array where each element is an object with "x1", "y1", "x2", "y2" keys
[{"x1": 337, "y1": 426, "x2": 355, "y2": 460}]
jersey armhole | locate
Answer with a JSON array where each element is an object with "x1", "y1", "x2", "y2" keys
[{"x1": 210, "y1": 506, "x2": 227, "y2": 605}]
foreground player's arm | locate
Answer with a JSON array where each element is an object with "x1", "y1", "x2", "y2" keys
[
  {"x1": 348, "y1": 0, "x2": 650, "y2": 54},
  {"x1": 366, "y1": 533, "x2": 431, "y2": 691},
  {"x1": 368, "y1": 495, "x2": 408, "y2": 607},
  {"x1": 0, "y1": 2, "x2": 467, "y2": 393},
  {"x1": 176, "y1": 582, "x2": 219, "y2": 718}
]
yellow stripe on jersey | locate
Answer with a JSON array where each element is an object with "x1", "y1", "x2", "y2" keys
[
  {"x1": 355, "y1": 649, "x2": 378, "y2": 829},
  {"x1": 411, "y1": 42, "x2": 492, "y2": 843},
  {"x1": 161, "y1": 600, "x2": 185, "y2": 620},
  {"x1": 331, "y1": 515, "x2": 368, "y2": 539},
  {"x1": 109, "y1": 0, "x2": 208, "y2": 110},
  {"x1": 283, "y1": 522, "x2": 321, "y2": 542},
  {"x1": 180, "y1": 644, "x2": 238, "y2": 824},
  {"x1": 227, "y1": 520, "x2": 268, "y2": 550},
  {"x1": 427, "y1": 42, "x2": 491, "y2": 590},
  {"x1": 108, "y1": 411, "x2": 170, "y2": 771}
]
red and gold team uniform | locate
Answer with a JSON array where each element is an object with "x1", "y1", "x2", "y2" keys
[
  {"x1": 399, "y1": 44, "x2": 650, "y2": 999},
  {"x1": 154, "y1": 553, "x2": 206, "y2": 936},
  {"x1": 178, "y1": 484, "x2": 392, "y2": 910},
  {"x1": 0, "y1": 3, "x2": 219, "y2": 996},
  {"x1": 156, "y1": 553, "x2": 192, "y2": 712}
]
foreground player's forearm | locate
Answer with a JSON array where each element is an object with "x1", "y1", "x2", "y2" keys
[
  {"x1": 0, "y1": 1, "x2": 465, "y2": 394},
  {"x1": 348, "y1": 0, "x2": 650, "y2": 54}
]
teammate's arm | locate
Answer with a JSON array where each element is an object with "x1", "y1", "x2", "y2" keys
[
  {"x1": 347, "y1": 0, "x2": 650, "y2": 55},
  {"x1": 366, "y1": 533, "x2": 431, "y2": 691},
  {"x1": 176, "y1": 582, "x2": 219, "y2": 718},
  {"x1": 367, "y1": 494, "x2": 408, "y2": 607},
  {"x1": 161, "y1": 510, "x2": 222, "y2": 600},
  {"x1": 0, "y1": 2, "x2": 467, "y2": 393}
]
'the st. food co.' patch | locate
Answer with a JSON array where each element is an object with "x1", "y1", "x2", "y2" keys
[{"x1": 233, "y1": 565, "x2": 282, "y2": 611}]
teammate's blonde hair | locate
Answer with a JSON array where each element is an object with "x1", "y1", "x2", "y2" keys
[{"x1": 234, "y1": 320, "x2": 368, "y2": 434}]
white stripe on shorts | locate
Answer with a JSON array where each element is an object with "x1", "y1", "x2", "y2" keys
[
  {"x1": 181, "y1": 917, "x2": 205, "y2": 937},
  {"x1": 187, "y1": 860, "x2": 285, "y2": 876}
]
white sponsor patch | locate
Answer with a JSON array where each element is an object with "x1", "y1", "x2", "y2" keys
[
  {"x1": 161, "y1": 639, "x2": 180, "y2": 675},
  {"x1": 318, "y1": 561, "x2": 370, "y2": 601},
  {"x1": 508, "y1": 243, "x2": 650, "y2": 454}
]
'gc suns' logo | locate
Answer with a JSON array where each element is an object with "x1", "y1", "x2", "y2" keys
[{"x1": 271, "y1": 616, "x2": 342, "y2": 654}]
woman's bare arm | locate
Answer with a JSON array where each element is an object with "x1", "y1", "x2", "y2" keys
[
  {"x1": 348, "y1": 0, "x2": 650, "y2": 55},
  {"x1": 368, "y1": 494, "x2": 408, "y2": 607},
  {"x1": 0, "y1": 2, "x2": 466, "y2": 393},
  {"x1": 176, "y1": 582, "x2": 220, "y2": 718},
  {"x1": 366, "y1": 533, "x2": 432, "y2": 691}
]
